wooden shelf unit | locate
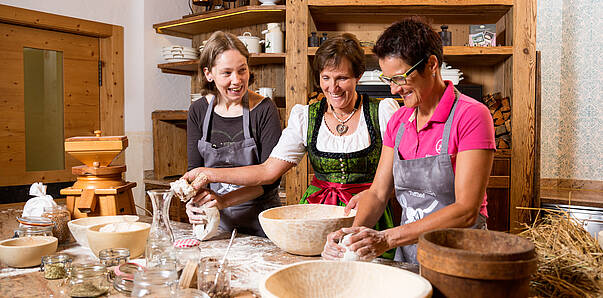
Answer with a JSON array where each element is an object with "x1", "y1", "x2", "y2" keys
[
  {"x1": 158, "y1": 53, "x2": 286, "y2": 76},
  {"x1": 153, "y1": 5, "x2": 286, "y2": 38},
  {"x1": 287, "y1": 0, "x2": 538, "y2": 232}
]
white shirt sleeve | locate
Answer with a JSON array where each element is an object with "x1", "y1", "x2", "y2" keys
[
  {"x1": 378, "y1": 98, "x2": 400, "y2": 138},
  {"x1": 269, "y1": 104, "x2": 308, "y2": 164}
]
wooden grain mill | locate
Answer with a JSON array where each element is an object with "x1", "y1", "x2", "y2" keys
[{"x1": 61, "y1": 130, "x2": 136, "y2": 219}]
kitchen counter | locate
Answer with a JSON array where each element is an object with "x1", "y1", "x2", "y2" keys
[{"x1": 0, "y1": 217, "x2": 418, "y2": 297}]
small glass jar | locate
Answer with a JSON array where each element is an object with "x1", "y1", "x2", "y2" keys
[
  {"x1": 99, "y1": 248, "x2": 130, "y2": 280},
  {"x1": 113, "y1": 262, "x2": 145, "y2": 295},
  {"x1": 42, "y1": 206, "x2": 71, "y2": 243},
  {"x1": 173, "y1": 239, "x2": 201, "y2": 271},
  {"x1": 131, "y1": 268, "x2": 178, "y2": 297},
  {"x1": 67, "y1": 263, "x2": 110, "y2": 298},
  {"x1": 41, "y1": 254, "x2": 72, "y2": 280},
  {"x1": 197, "y1": 257, "x2": 230, "y2": 298},
  {"x1": 16, "y1": 225, "x2": 54, "y2": 237}
]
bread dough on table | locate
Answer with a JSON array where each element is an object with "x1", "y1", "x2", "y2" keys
[{"x1": 193, "y1": 206, "x2": 220, "y2": 241}]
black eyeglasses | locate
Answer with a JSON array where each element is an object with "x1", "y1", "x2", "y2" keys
[{"x1": 379, "y1": 58, "x2": 425, "y2": 86}]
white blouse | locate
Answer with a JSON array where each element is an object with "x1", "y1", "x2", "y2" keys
[{"x1": 270, "y1": 98, "x2": 400, "y2": 164}]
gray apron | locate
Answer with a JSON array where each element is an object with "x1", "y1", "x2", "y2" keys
[
  {"x1": 392, "y1": 89, "x2": 485, "y2": 264},
  {"x1": 197, "y1": 94, "x2": 280, "y2": 237}
]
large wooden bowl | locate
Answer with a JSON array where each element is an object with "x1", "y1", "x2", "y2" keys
[
  {"x1": 68, "y1": 215, "x2": 139, "y2": 247},
  {"x1": 260, "y1": 260, "x2": 432, "y2": 298},
  {"x1": 258, "y1": 205, "x2": 355, "y2": 256},
  {"x1": 86, "y1": 222, "x2": 150, "y2": 258},
  {"x1": 0, "y1": 236, "x2": 58, "y2": 268}
]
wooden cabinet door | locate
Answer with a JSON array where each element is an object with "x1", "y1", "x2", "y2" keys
[{"x1": 0, "y1": 23, "x2": 100, "y2": 186}]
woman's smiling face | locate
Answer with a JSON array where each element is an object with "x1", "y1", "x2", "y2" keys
[
  {"x1": 204, "y1": 49, "x2": 249, "y2": 102},
  {"x1": 319, "y1": 57, "x2": 360, "y2": 111},
  {"x1": 379, "y1": 56, "x2": 431, "y2": 109}
]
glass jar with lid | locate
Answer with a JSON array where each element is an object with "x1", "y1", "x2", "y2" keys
[
  {"x1": 66, "y1": 263, "x2": 110, "y2": 298},
  {"x1": 98, "y1": 248, "x2": 130, "y2": 280},
  {"x1": 131, "y1": 268, "x2": 178, "y2": 297},
  {"x1": 41, "y1": 205, "x2": 71, "y2": 243},
  {"x1": 41, "y1": 254, "x2": 72, "y2": 280},
  {"x1": 113, "y1": 262, "x2": 145, "y2": 295},
  {"x1": 15, "y1": 224, "x2": 54, "y2": 237}
]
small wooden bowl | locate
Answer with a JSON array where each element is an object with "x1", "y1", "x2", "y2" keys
[
  {"x1": 87, "y1": 222, "x2": 150, "y2": 258},
  {"x1": 0, "y1": 236, "x2": 58, "y2": 268},
  {"x1": 258, "y1": 205, "x2": 355, "y2": 256},
  {"x1": 260, "y1": 260, "x2": 432, "y2": 298}
]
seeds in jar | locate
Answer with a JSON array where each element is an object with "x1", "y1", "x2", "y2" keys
[
  {"x1": 43, "y1": 263, "x2": 67, "y2": 279},
  {"x1": 69, "y1": 282, "x2": 109, "y2": 297},
  {"x1": 42, "y1": 207, "x2": 71, "y2": 243}
]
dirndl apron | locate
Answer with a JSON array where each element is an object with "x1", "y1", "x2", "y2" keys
[
  {"x1": 197, "y1": 94, "x2": 280, "y2": 237},
  {"x1": 392, "y1": 89, "x2": 485, "y2": 264}
]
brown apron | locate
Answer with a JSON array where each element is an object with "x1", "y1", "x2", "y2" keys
[
  {"x1": 392, "y1": 89, "x2": 485, "y2": 264},
  {"x1": 197, "y1": 94, "x2": 280, "y2": 237}
]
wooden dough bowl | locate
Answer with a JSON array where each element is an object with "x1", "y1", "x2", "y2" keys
[
  {"x1": 258, "y1": 205, "x2": 355, "y2": 256},
  {"x1": 86, "y1": 222, "x2": 150, "y2": 258},
  {"x1": 417, "y1": 228, "x2": 537, "y2": 298},
  {"x1": 0, "y1": 236, "x2": 58, "y2": 268},
  {"x1": 260, "y1": 260, "x2": 432, "y2": 298}
]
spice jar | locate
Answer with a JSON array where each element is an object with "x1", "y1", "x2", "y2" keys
[
  {"x1": 41, "y1": 254, "x2": 72, "y2": 280},
  {"x1": 113, "y1": 262, "x2": 145, "y2": 295},
  {"x1": 173, "y1": 238, "x2": 201, "y2": 271},
  {"x1": 42, "y1": 206, "x2": 71, "y2": 243},
  {"x1": 197, "y1": 257, "x2": 230, "y2": 298},
  {"x1": 99, "y1": 248, "x2": 130, "y2": 280},
  {"x1": 67, "y1": 263, "x2": 110, "y2": 298}
]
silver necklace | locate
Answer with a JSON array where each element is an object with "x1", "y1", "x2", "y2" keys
[{"x1": 330, "y1": 104, "x2": 357, "y2": 135}]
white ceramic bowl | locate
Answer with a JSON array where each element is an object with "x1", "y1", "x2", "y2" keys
[
  {"x1": 260, "y1": 260, "x2": 432, "y2": 298},
  {"x1": 87, "y1": 222, "x2": 151, "y2": 258},
  {"x1": 0, "y1": 236, "x2": 58, "y2": 268},
  {"x1": 68, "y1": 215, "x2": 139, "y2": 247},
  {"x1": 259, "y1": 205, "x2": 355, "y2": 256}
]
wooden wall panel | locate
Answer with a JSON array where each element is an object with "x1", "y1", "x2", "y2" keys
[{"x1": 510, "y1": 0, "x2": 537, "y2": 232}]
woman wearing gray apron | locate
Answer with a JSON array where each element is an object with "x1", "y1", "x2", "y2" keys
[
  {"x1": 184, "y1": 31, "x2": 282, "y2": 237},
  {"x1": 322, "y1": 18, "x2": 496, "y2": 264}
]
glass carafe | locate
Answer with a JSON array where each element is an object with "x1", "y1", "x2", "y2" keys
[{"x1": 145, "y1": 190, "x2": 176, "y2": 268}]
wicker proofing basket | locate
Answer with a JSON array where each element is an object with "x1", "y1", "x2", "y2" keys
[
  {"x1": 258, "y1": 205, "x2": 355, "y2": 256},
  {"x1": 417, "y1": 228, "x2": 537, "y2": 298}
]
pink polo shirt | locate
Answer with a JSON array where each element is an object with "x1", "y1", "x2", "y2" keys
[{"x1": 383, "y1": 82, "x2": 496, "y2": 217}]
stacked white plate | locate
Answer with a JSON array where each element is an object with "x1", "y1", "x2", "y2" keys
[
  {"x1": 161, "y1": 45, "x2": 199, "y2": 63},
  {"x1": 358, "y1": 69, "x2": 387, "y2": 85},
  {"x1": 441, "y1": 62, "x2": 464, "y2": 85}
]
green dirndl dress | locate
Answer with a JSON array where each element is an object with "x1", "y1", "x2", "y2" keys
[{"x1": 299, "y1": 94, "x2": 395, "y2": 259}]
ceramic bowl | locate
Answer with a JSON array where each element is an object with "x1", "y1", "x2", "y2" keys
[
  {"x1": 68, "y1": 215, "x2": 139, "y2": 247},
  {"x1": 258, "y1": 205, "x2": 355, "y2": 256},
  {"x1": 86, "y1": 222, "x2": 150, "y2": 258},
  {"x1": 259, "y1": 260, "x2": 432, "y2": 298},
  {"x1": 0, "y1": 236, "x2": 58, "y2": 268}
]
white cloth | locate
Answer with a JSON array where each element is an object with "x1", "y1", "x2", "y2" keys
[
  {"x1": 22, "y1": 182, "x2": 57, "y2": 217},
  {"x1": 270, "y1": 98, "x2": 399, "y2": 164}
]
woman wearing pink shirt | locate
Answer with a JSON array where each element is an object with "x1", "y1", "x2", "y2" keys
[{"x1": 322, "y1": 17, "x2": 496, "y2": 264}]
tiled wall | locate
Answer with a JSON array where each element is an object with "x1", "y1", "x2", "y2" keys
[{"x1": 537, "y1": 0, "x2": 602, "y2": 181}]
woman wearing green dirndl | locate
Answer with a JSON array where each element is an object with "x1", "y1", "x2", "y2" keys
[{"x1": 183, "y1": 34, "x2": 399, "y2": 258}]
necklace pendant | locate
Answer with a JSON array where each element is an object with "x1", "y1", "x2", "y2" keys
[{"x1": 336, "y1": 124, "x2": 348, "y2": 135}]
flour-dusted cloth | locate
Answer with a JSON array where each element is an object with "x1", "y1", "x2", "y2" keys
[
  {"x1": 22, "y1": 182, "x2": 57, "y2": 217},
  {"x1": 269, "y1": 97, "x2": 399, "y2": 164}
]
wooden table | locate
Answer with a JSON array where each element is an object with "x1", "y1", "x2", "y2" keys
[{"x1": 0, "y1": 218, "x2": 418, "y2": 297}]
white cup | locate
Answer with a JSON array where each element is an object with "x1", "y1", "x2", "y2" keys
[{"x1": 256, "y1": 87, "x2": 275, "y2": 98}]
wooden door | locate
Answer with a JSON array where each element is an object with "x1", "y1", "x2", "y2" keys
[{"x1": 0, "y1": 23, "x2": 100, "y2": 186}]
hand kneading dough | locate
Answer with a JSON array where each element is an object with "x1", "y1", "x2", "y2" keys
[
  {"x1": 170, "y1": 178, "x2": 196, "y2": 202},
  {"x1": 340, "y1": 234, "x2": 361, "y2": 261},
  {"x1": 193, "y1": 206, "x2": 220, "y2": 241}
]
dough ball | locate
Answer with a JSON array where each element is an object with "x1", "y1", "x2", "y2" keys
[
  {"x1": 170, "y1": 178, "x2": 196, "y2": 202},
  {"x1": 193, "y1": 206, "x2": 220, "y2": 241},
  {"x1": 340, "y1": 234, "x2": 360, "y2": 261}
]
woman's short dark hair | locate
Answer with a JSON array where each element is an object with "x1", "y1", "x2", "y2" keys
[
  {"x1": 198, "y1": 31, "x2": 253, "y2": 95},
  {"x1": 313, "y1": 33, "x2": 366, "y2": 86},
  {"x1": 373, "y1": 17, "x2": 443, "y2": 71}
]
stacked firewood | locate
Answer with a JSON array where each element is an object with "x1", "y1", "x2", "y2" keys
[{"x1": 483, "y1": 92, "x2": 511, "y2": 149}]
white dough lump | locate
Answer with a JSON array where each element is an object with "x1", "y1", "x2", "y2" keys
[
  {"x1": 340, "y1": 233, "x2": 361, "y2": 261},
  {"x1": 193, "y1": 205, "x2": 220, "y2": 241},
  {"x1": 170, "y1": 173, "x2": 208, "y2": 202}
]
